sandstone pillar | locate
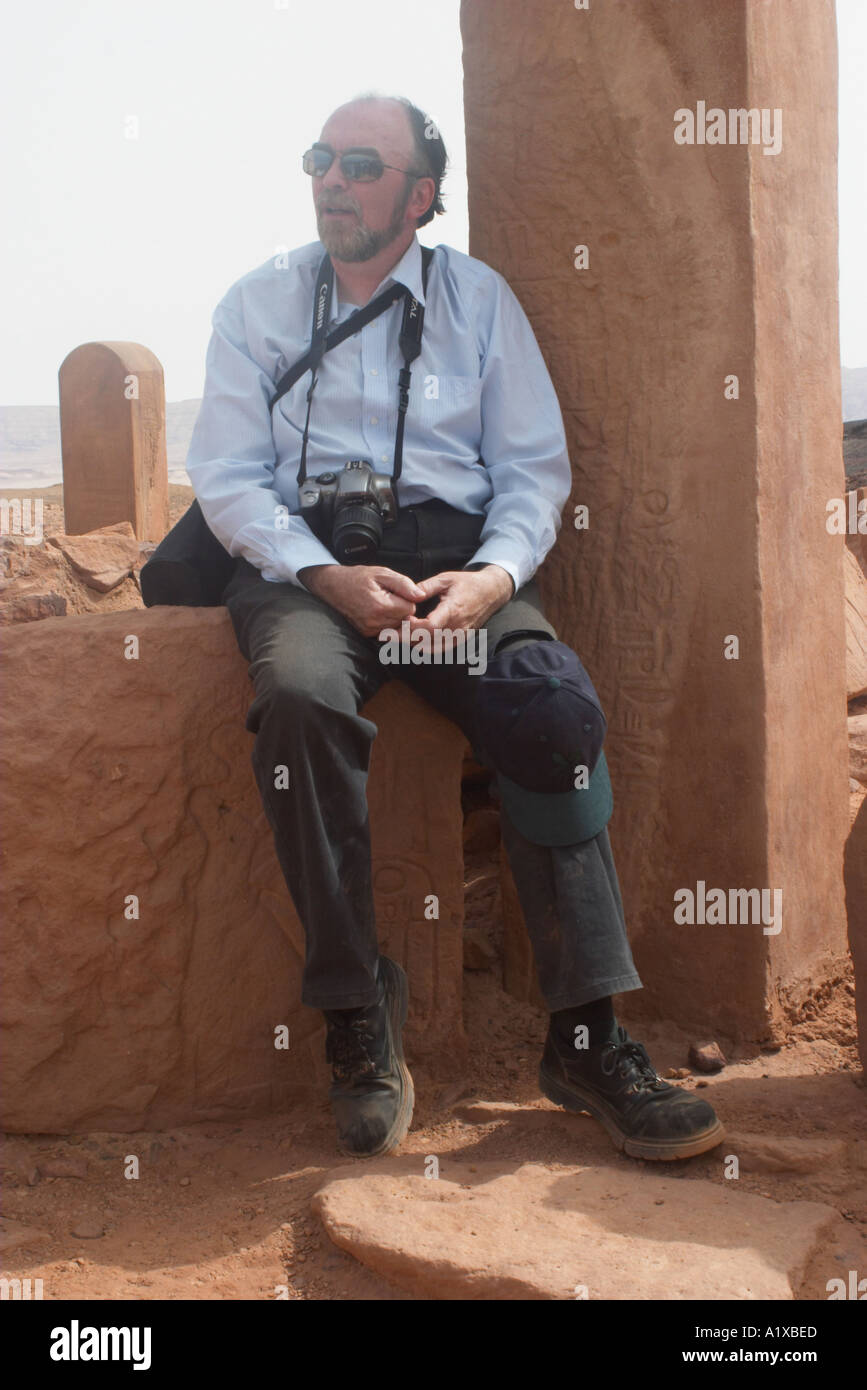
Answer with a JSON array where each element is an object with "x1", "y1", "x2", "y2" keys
[
  {"x1": 59, "y1": 342, "x2": 169, "y2": 542},
  {"x1": 462, "y1": 0, "x2": 849, "y2": 1038}
]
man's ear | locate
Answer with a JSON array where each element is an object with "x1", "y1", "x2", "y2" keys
[{"x1": 412, "y1": 176, "x2": 436, "y2": 221}]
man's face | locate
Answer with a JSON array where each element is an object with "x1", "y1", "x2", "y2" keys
[{"x1": 312, "y1": 102, "x2": 421, "y2": 262}]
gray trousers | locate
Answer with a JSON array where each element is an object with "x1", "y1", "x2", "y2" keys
[{"x1": 222, "y1": 501, "x2": 642, "y2": 1012}]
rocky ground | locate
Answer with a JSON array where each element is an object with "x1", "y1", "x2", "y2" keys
[
  {"x1": 2, "y1": 854, "x2": 865, "y2": 1301},
  {"x1": 0, "y1": 484, "x2": 194, "y2": 621}
]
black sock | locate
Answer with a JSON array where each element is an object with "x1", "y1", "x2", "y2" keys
[{"x1": 551, "y1": 995, "x2": 618, "y2": 1048}]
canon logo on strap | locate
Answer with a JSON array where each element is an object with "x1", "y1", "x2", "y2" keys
[{"x1": 315, "y1": 280, "x2": 330, "y2": 331}]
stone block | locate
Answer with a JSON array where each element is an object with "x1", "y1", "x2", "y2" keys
[
  {"x1": 0, "y1": 608, "x2": 466, "y2": 1131},
  {"x1": 59, "y1": 342, "x2": 169, "y2": 543}
]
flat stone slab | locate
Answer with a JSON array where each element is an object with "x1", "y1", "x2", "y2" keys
[
  {"x1": 724, "y1": 1132, "x2": 847, "y2": 1175},
  {"x1": 312, "y1": 1159, "x2": 839, "y2": 1300}
]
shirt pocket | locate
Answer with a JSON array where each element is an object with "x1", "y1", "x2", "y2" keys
[{"x1": 413, "y1": 372, "x2": 482, "y2": 436}]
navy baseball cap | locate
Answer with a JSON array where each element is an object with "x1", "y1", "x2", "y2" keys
[{"x1": 473, "y1": 640, "x2": 614, "y2": 846}]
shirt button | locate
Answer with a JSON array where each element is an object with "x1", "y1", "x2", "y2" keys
[
  {"x1": 381, "y1": 453, "x2": 389, "y2": 462},
  {"x1": 370, "y1": 416, "x2": 379, "y2": 425},
  {"x1": 370, "y1": 368, "x2": 378, "y2": 376}
]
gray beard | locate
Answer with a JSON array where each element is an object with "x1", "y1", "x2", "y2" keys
[{"x1": 316, "y1": 181, "x2": 413, "y2": 262}]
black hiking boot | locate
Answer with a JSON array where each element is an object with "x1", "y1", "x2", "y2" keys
[
  {"x1": 539, "y1": 1020, "x2": 725, "y2": 1161},
  {"x1": 322, "y1": 955, "x2": 414, "y2": 1158}
]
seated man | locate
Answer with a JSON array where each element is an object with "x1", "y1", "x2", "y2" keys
[{"x1": 186, "y1": 92, "x2": 724, "y2": 1164}]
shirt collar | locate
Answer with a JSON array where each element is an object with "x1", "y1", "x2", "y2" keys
[{"x1": 329, "y1": 235, "x2": 425, "y2": 320}]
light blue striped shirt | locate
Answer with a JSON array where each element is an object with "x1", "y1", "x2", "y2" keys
[{"x1": 185, "y1": 235, "x2": 572, "y2": 594}]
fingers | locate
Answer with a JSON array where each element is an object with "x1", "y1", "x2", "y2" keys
[
  {"x1": 407, "y1": 600, "x2": 455, "y2": 632},
  {"x1": 374, "y1": 568, "x2": 427, "y2": 603},
  {"x1": 413, "y1": 572, "x2": 452, "y2": 599}
]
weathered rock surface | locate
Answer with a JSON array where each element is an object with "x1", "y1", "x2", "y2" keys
[
  {"x1": 0, "y1": 534, "x2": 67, "y2": 625},
  {"x1": 464, "y1": 0, "x2": 849, "y2": 1040},
  {"x1": 688, "y1": 1041, "x2": 727, "y2": 1073},
  {"x1": 0, "y1": 530, "x2": 143, "y2": 623},
  {"x1": 0, "y1": 607, "x2": 467, "y2": 1131},
  {"x1": 462, "y1": 808, "x2": 501, "y2": 854},
  {"x1": 462, "y1": 926, "x2": 498, "y2": 971},
  {"x1": 845, "y1": 796, "x2": 867, "y2": 1071},
  {"x1": 47, "y1": 521, "x2": 140, "y2": 592},
  {"x1": 848, "y1": 711, "x2": 867, "y2": 787},
  {"x1": 59, "y1": 341, "x2": 169, "y2": 542},
  {"x1": 724, "y1": 1132, "x2": 846, "y2": 1174},
  {"x1": 0, "y1": 586, "x2": 67, "y2": 624},
  {"x1": 845, "y1": 486, "x2": 867, "y2": 581},
  {"x1": 312, "y1": 1159, "x2": 840, "y2": 1300},
  {"x1": 845, "y1": 546, "x2": 867, "y2": 699}
]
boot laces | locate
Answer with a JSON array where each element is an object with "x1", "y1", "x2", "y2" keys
[
  {"x1": 325, "y1": 1012, "x2": 377, "y2": 1079},
  {"x1": 600, "y1": 1036, "x2": 666, "y2": 1093}
]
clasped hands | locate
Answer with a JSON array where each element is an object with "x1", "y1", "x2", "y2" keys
[{"x1": 299, "y1": 561, "x2": 514, "y2": 640}]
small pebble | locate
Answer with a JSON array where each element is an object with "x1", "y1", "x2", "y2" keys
[
  {"x1": 688, "y1": 1040, "x2": 727, "y2": 1073},
  {"x1": 179, "y1": 1177, "x2": 191, "y2": 1187},
  {"x1": 70, "y1": 1220, "x2": 104, "y2": 1239}
]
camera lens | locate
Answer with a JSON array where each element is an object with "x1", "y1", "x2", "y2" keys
[{"x1": 333, "y1": 503, "x2": 384, "y2": 564}]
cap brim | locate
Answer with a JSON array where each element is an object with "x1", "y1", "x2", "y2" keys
[{"x1": 497, "y1": 750, "x2": 613, "y2": 846}]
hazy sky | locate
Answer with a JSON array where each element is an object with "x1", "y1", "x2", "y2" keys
[{"x1": 1, "y1": 0, "x2": 864, "y2": 407}]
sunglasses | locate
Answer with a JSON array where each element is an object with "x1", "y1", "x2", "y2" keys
[{"x1": 302, "y1": 144, "x2": 421, "y2": 183}]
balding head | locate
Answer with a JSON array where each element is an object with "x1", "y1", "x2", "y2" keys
[{"x1": 321, "y1": 97, "x2": 418, "y2": 172}]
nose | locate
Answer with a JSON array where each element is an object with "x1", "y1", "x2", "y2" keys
[{"x1": 319, "y1": 157, "x2": 349, "y2": 195}]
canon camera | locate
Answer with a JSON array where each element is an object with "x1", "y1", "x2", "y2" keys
[{"x1": 299, "y1": 460, "x2": 398, "y2": 564}]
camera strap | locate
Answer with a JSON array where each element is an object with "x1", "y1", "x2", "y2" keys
[{"x1": 268, "y1": 245, "x2": 434, "y2": 489}]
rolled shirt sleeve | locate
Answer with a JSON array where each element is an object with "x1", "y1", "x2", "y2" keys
[
  {"x1": 185, "y1": 287, "x2": 338, "y2": 586},
  {"x1": 462, "y1": 272, "x2": 572, "y2": 594}
]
